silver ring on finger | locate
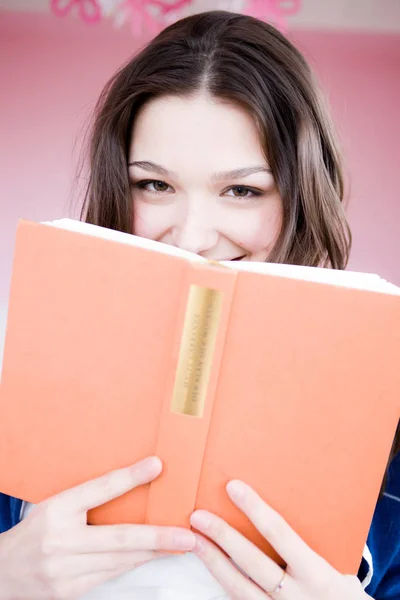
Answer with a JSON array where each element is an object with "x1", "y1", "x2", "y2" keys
[{"x1": 267, "y1": 569, "x2": 287, "y2": 597}]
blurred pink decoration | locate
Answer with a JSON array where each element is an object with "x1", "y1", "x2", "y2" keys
[
  {"x1": 50, "y1": 0, "x2": 102, "y2": 23},
  {"x1": 118, "y1": 0, "x2": 192, "y2": 36},
  {"x1": 50, "y1": 0, "x2": 302, "y2": 34},
  {"x1": 118, "y1": 0, "x2": 157, "y2": 36},
  {"x1": 156, "y1": 0, "x2": 193, "y2": 26},
  {"x1": 244, "y1": 0, "x2": 301, "y2": 31}
]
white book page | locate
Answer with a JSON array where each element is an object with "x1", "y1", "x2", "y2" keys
[
  {"x1": 221, "y1": 260, "x2": 400, "y2": 296},
  {"x1": 42, "y1": 219, "x2": 400, "y2": 296},
  {"x1": 42, "y1": 219, "x2": 206, "y2": 263}
]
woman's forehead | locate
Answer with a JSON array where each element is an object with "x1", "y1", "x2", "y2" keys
[{"x1": 129, "y1": 93, "x2": 268, "y2": 173}]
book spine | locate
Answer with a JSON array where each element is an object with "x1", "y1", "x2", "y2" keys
[{"x1": 145, "y1": 262, "x2": 237, "y2": 527}]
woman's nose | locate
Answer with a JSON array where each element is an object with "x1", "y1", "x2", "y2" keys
[{"x1": 171, "y1": 212, "x2": 219, "y2": 255}]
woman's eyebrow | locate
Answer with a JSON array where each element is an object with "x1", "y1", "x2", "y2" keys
[
  {"x1": 128, "y1": 161, "x2": 174, "y2": 177},
  {"x1": 211, "y1": 166, "x2": 272, "y2": 181},
  {"x1": 128, "y1": 161, "x2": 272, "y2": 181}
]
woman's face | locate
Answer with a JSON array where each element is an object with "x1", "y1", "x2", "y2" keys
[{"x1": 129, "y1": 93, "x2": 283, "y2": 261}]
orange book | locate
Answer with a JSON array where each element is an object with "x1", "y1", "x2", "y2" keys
[{"x1": 0, "y1": 219, "x2": 399, "y2": 575}]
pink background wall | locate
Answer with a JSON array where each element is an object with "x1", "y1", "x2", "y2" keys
[{"x1": 1, "y1": 11, "x2": 399, "y2": 362}]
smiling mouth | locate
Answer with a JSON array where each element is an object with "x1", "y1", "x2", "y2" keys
[{"x1": 230, "y1": 255, "x2": 247, "y2": 261}]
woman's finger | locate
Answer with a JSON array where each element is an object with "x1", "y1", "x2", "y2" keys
[
  {"x1": 52, "y1": 457, "x2": 163, "y2": 514},
  {"x1": 193, "y1": 534, "x2": 267, "y2": 600},
  {"x1": 56, "y1": 550, "x2": 166, "y2": 578},
  {"x1": 190, "y1": 510, "x2": 291, "y2": 596},
  {"x1": 226, "y1": 480, "x2": 326, "y2": 575},
  {"x1": 76, "y1": 524, "x2": 196, "y2": 553},
  {"x1": 68, "y1": 567, "x2": 146, "y2": 599}
]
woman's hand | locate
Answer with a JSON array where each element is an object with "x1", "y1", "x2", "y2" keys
[
  {"x1": 190, "y1": 481, "x2": 371, "y2": 599},
  {"x1": 0, "y1": 457, "x2": 195, "y2": 600}
]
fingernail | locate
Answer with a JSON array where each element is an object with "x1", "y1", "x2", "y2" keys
[
  {"x1": 194, "y1": 535, "x2": 207, "y2": 557},
  {"x1": 173, "y1": 531, "x2": 196, "y2": 551},
  {"x1": 226, "y1": 480, "x2": 245, "y2": 502},
  {"x1": 190, "y1": 511, "x2": 212, "y2": 532},
  {"x1": 138, "y1": 457, "x2": 162, "y2": 474}
]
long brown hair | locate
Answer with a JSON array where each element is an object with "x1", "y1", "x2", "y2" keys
[
  {"x1": 81, "y1": 10, "x2": 351, "y2": 269},
  {"x1": 80, "y1": 10, "x2": 398, "y2": 480}
]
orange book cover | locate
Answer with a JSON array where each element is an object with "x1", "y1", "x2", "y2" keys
[{"x1": 0, "y1": 219, "x2": 399, "y2": 575}]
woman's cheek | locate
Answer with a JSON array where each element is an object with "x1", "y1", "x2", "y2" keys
[
  {"x1": 133, "y1": 198, "x2": 172, "y2": 239},
  {"x1": 225, "y1": 203, "x2": 283, "y2": 255}
]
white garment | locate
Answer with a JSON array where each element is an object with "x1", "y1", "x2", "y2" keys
[{"x1": 21, "y1": 502, "x2": 229, "y2": 600}]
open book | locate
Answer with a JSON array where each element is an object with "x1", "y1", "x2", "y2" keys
[
  {"x1": 0, "y1": 218, "x2": 399, "y2": 575},
  {"x1": 45, "y1": 218, "x2": 400, "y2": 292}
]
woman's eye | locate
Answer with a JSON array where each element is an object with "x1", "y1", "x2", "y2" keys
[
  {"x1": 136, "y1": 180, "x2": 172, "y2": 193},
  {"x1": 152, "y1": 181, "x2": 169, "y2": 192},
  {"x1": 225, "y1": 186, "x2": 261, "y2": 198}
]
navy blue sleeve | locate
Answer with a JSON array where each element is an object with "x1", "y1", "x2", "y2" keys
[
  {"x1": 0, "y1": 493, "x2": 22, "y2": 534},
  {"x1": 373, "y1": 549, "x2": 400, "y2": 600},
  {"x1": 364, "y1": 453, "x2": 400, "y2": 600}
]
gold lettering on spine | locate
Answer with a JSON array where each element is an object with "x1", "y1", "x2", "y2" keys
[{"x1": 171, "y1": 285, "x2": 223, "y2": 417}]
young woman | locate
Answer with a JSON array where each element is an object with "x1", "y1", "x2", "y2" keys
[{"x1": 0, "y1": 10, "x2": 399, "y2": 600}]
